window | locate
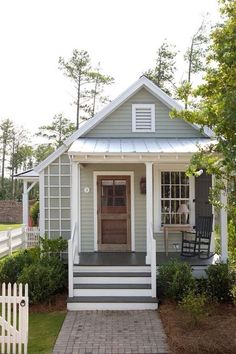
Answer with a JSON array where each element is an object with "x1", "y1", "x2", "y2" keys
[
  {"x1": 161, "y1": 171, "x2": 190, "y2": 225},
  {"x1": 132, "y1": 104, "x2": 155, "y2": 132}
]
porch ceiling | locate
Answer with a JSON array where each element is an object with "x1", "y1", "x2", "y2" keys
[{"x1": 68, "y1": 138, "x2": 214, "y2": 156}]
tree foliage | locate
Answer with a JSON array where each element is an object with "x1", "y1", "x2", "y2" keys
[
  {"x1": 59, "y1": 49, "x2": 114, "y2": 128},
  {"x1": 144, "y1": 40, "x2": 177, "y2": 95},
  {"x1": 36, "y1": 113, "x2": 75, "y2": 148},
  {"x1": 34, "y1": 144, "x2": 55, "y2": 164},
  {"x1": 171, "y1": 0, "x2": 236, "y2": 258}
]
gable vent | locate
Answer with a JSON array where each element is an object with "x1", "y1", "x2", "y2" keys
[{"x1": 132, "y1": 104, "x2": 155, "y2": 132}]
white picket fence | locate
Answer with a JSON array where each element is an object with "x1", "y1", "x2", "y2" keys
[
  {"x1": 0, "y1": 283, "x2": 28, "y2": 354},
  {"x1": 0, "y1": 227, "x2": 40, "y2": 258}
]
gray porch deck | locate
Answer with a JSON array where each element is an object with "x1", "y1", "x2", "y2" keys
[{"x1": 79, "y1": 252, "x2": 217, "y2": 267}]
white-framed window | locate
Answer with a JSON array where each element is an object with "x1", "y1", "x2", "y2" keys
[
  {"x1": 154, "y1": 165, "x2": 195, "y2": 231},
  {"x1": 132, "y1": 104, "x2": 155, "y2": 132},
  {"x1": 160, "y1": 171, "x2": 190, "y2": 225}
]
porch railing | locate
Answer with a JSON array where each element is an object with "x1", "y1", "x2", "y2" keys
[
  {"x1": 68, "y1": 223, "x2": 78, "y2": 297},
  {"x1": 149, "y1": 223, "x2": 156, "y2": 298}
]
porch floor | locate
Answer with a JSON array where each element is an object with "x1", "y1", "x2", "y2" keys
[{"x1": 79, "y1": 252, "x2": 217, "y2": 267}]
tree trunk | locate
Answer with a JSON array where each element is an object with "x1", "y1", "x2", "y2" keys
[{"x1": 76, "y1": 75, "x2": 81, "y2": 129}]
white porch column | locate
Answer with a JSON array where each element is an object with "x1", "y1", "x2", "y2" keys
[
  {"x1": 71, "y1": 161, "x2": 80, "y2": 263},
  {"x1": 145, "y1": 162, "x2": 153, "y2": 264},
  {"x1": 220, "y1": 187, "x2": 228, "y2": 262},
  {"x1": 23, "y1": 181, "x2": 29, "y2": 226}
]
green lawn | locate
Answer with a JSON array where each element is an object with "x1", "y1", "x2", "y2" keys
[
  {"x1": 28, "y1": 311, "x2": 66, "y2": 354},
  {"x1": 0, "y1": 223, "x2": 22, "y2": 231}
]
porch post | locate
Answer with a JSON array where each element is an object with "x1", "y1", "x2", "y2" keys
[
  {"x1": 145, "y1": 162, "x2": 153, "y2": 264},
  {"x1": 23, "y1": 181, "x2": 29, "y2": 226},
  {"x1": 220, "y1": 187, "x2": 228, "y2": 262},
  {"x1": 71, "y1": 161, "x2": 80, "y2": 263}
]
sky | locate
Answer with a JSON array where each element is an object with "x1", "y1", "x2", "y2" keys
[{"x1": 0, "y1": 0, "x2": 220, "y2": 139}]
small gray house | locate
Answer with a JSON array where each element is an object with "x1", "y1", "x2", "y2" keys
[{"x1": 18, "y1": 76, "x2": 228, "y2": 310}]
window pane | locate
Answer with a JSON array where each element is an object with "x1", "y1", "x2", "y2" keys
[
  {"x1": 181, "y1": 172, "x2": 189, "y2": 184},
  {"x1": 162, "y1": 172, "x2": 170, "y2": 184},
  {"x1": 161, "y1": 200, "x2": 170, "y2": 213},
  {"x1": 162, "y1": 186, "x2": 170, "y2": 198},
  {"x1": 115, "y1": 184, "x2": 126, "y2": 196},
  {"x1": 171, "y1": 185, "x2": 180, "y2": 198},
  {"x1": 181, "y1": 185, "x2": 189, "y2": 198},
  {"x1": 171, "y1": 172, "x2": 180, "y2": 184}
]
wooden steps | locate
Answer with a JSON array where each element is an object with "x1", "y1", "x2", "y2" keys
[{"x1": 67, "y1": 264, "x2": 158, "y2": 310}]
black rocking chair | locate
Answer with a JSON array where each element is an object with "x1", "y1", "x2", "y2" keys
[{"x1": 181, "y1": 215, "x2": 213, "y2": 259}]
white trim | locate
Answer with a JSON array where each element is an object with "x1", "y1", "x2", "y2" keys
[
  {"x1": 132, "y1": 104, "x2": 155, "y2": 132},
  {"x1": 145, "y1": 162, "x2": 153, "y2": 264},
  {"x1": 93, "y1": 171, "x2": 135, "y2": 252},
  {"x1": 39, "y1": 171, "x2": 45, "y2": 237}
]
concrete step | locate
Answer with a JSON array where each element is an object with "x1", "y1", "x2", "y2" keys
[{"x1": 67, "y1": 296, "x2": 158, "y2": 311}]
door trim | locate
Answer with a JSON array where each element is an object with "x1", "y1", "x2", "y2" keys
[{"x1": 93, "y1": 171, "x2": 135, "y2": 252}]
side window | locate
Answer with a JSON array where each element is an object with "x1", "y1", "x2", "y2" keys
[{"x1": 161, "y1": 171, "x2": 190, "y2": 226}]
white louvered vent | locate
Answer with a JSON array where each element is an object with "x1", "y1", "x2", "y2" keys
[{"x1": 132, "y1": 104, "x2": 155, "y2": 132}]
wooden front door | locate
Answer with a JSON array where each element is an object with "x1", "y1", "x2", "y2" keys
[{"x1": 97, "y1": 176, "x2": 131, "y2": 251}]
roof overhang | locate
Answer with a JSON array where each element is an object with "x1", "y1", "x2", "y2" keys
[
  {"x1": 68, "y1": 137, "x2": 215, "y2": 164},
  {"x1": 14, "y1": 169, "x2": 39, "y2": 181}
]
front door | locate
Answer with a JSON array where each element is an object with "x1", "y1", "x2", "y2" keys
[{"x1": 97, "y1": 176, "x2": 131, "y2": 251}]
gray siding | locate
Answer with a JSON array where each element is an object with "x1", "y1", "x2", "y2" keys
[
  {"x1": 80, "y1": 164, "x2": 146, "y2": 252},
  {"x1": 43, "y1": 153, "x2": 71, "y2": 240},
  {"x1": 85, "y1": 88, "x2": 203, "y2": 138}
]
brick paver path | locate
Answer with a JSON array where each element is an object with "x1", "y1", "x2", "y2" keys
[{"x1": 53, "y1": 310, "x2": 170, "y2": 354}]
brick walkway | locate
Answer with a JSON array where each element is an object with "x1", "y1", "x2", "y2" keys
[{"x1": 53, "y1": 310, "x2": 170, "y2": 354}]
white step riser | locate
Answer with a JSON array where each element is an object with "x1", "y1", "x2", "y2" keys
[
  {"x1": 73, "y1": 266, "x2": 150, "y2": 273},
  {"x1": 74, "y1": 277, "x2": 151, "y2": 284},
  {"x1": 67, "y1": 302, "x2": 158, "y2": 311},
  {"x1": 73, "y1": 288, "x2": 152, "y2": 297}
]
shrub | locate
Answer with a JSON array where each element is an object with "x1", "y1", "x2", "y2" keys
[
  {"x1": 40, "y1": 236, "x2": 67, "y2": 257},
  {"x1": 18, "y1": 256, "x2": 66, "y2": 304},
  {"x1": 0, "y1": 248, "x2": 40, "y2": 284},
  {"x1": 158, "y1": 259, "x2": 195, "y2": 301},
  {"x1": 179, "y1": 291, "x2": 208, "y2": 325},
  {"x1": 230, "y1": 284, "x2": 236, "y2": 305},
  {"x1": 205, "y1": 263, "x2": 235, "y2": 302},
  {"x1": 30, "y1": 201, "x2": 40, "y2": 226}
]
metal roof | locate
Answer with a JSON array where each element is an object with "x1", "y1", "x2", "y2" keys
[
  {"x1": 14, "y1": 169, "x2": 39, "y2": 179},
  {"x1": 68, "y1": 138, "x2": 214, "y2": 155}
]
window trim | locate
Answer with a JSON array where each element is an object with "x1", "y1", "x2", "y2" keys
[
  {"x1": 132, "y1": 103, "x2": 155, "y2": 132},
  {"x1": 154, "y1": 164, "x2": 195, "y2": 232}
]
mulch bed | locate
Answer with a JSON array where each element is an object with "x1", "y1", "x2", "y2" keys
[
  {"x1": 159, "y1": 300, "x2": 236, "y2": 354},
  {"x1": 30, "y1": 292, "x2": 67, "y2": 313}
]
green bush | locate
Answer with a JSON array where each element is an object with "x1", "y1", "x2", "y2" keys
[
  {"x1": 18, "y1": 256, "x2": 66, "y2": 304},
  {"x1": 205, "y1": 263, "x2": 235, "y2": 302},
  {"x1": 0, "y1": 248, "x2": 40, "y2": 284},
  {"x1": 30, "y1": 201, "x2": 40, "y2": 226},
  {"x1": 40, "y1": 236, "x2": 67, "y2": 257},
  {"x1": 158, "y1": 259, "x2": 195, "y2": 301},
  {"x1": 179, "y1": 291, "x2": 208, "y2": 325},
  {"x1": 231, "y1": 284, "x2": 236, "y2": 305}
]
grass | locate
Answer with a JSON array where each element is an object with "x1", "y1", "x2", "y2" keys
[
  {"x1": 0, "y1": 223, "x2": 22, "y2": 231},
  {"x1": 28, "y1": 311, "x2": 66, "y2": 354}
]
